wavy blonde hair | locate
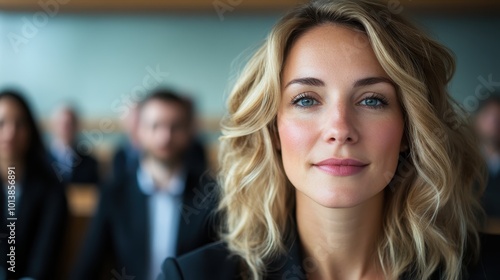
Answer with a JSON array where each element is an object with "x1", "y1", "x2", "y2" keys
[{"x1": 218, "y1": 0, "x2": 486, "y2": 279}]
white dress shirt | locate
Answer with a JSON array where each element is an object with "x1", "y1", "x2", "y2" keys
[{"x1": 136, "y1": 165, "x2": 185, "y2": 280}]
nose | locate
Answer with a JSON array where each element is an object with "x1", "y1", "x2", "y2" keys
[
  {"x1": 155, "y1": 125, "x2": 172, "y2": 145},
  {"x1": 322, "y1": 101, "x2": 359, "y2": 144}
]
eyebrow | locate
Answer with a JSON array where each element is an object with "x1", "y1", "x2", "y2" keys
[
  {"x1": 353, "y1": 77, "x2": 395, "y2": 88},
  {"x1": 284, "y1": 76, "x2": 395, "y2": 89},
  {"x1": 284, "y1": 77, "x2": 325, "y2": 88}
]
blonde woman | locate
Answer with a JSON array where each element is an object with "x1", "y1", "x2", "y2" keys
[{"x1": 158, "y1": 0, "x2": 500, "y2": 279}]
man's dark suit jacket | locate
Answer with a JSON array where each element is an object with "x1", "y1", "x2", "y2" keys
[
  {"x1": 110, "y1": 145, "x2": 139, "y2": 182},
  {"x1": 0, "y1": 164, "x2": 68, "y2": 280},
  {"x1": 71, "y1": 169, "x2": 219, "y2": 280},
  {"x1": 48, "y1": 148, "x2": 100, "y2": 185},
  {"x1": 159, "y1": 232, "x2": 500, "y2": 280},
  {"x1": 482, "y1": 171, "x2": 500, "y2": 218}
]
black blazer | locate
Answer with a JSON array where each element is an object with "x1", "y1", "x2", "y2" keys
[
  {"x1": 71, "y1": 169, "x2": 219, "y2": 280},
  {"x1": 159, "y1": 233, "x2": 500, "y2": 280},
  {"x1": 0, "y1": 165, "x2": 68, "y2": 280},
  {"x1": 482, "y1": 170, "x2": 500, "y2": 218},
  {"x1": 110, "y1": 143, "x2": 140, "y2": 182},
  {"x1": 48, "y1": 148, "x2": 100, "y2": 185}
]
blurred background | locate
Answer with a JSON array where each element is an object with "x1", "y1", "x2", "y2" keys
[
  {"x1": 0, "y1": 0, "x2": 499, "y2": 278},
  {"x1": 0, "y1": 0, "x2": 499, "y2": 168}
]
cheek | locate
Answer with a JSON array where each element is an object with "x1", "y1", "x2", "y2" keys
[
  {"x1": 372, "y1": 122, "x2": 403, "y2": 149},
  {"x1": 365, "y1": 117, "x2": 404, "y2": 173},
  {"x1": 277, "y1": 117, "x2": 318, "y2": 160},
  {"x1": 138, "y1": 128, "x2": 152, "y2": 147},
  {"x1": 173, "y1": 132, "x2": 190, "y2": 149}
]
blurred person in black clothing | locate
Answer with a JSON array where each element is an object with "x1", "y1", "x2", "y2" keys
[
  {"x1": 110, "y1": 97, "x2": 208, "y2": 183},
  {"x1": 182, "y1": 96, "x2": 209, "y2": 177},
  {"x1": 48, "y1": 105, "x2": 100, "y2": 185},
  {"x1": 475, "y1": 94, "x2": 500, "y2": 233},
  {"x1": 110, "y1": 103, "x2": 141, "y2": 182},
  {"x1": 72, "y1": 89, "x2": 217, "y2": 280},
  {"x1": 0, "y1": 90, "x2": 68, "y2": 280}
]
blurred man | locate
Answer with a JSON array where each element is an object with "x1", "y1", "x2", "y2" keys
[
  {"x1": 475, "y1": 94, "x2": 500, "y2": 233},
  {"x1": 109, "y1": 103, "x2": 141, "y2": 182},
  {"x1": 72, "y1": 90, "x2": 217, "y2": 280},
  {"x1": 109, "y1": 98, "x2": 208, "y2": 183},
  {"x1": 49, "y1": 105, "x2": 99, "y2": 184}
]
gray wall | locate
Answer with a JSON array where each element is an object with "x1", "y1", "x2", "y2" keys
[
  {"x1": 415, "y1": 14, "x2": 500, "y2": 112},
  {"x1": 0, "y1": 11, "x2": 499, "y2": 120}
]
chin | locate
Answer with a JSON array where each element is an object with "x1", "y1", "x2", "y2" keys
[
  {"x1": 154, "y1": 156, "x2": 174, "y2": 163},
  {"x1": 153, "y1": 152, "x2": 180, "y2": 164},
  {"x1": 301, "y1": 183, "x2": 383, "y2": 209},
  {"x1": 153, "y1": 150, "x2": 173, "y2": 159},
  {"x1": 314, "y1": 193, "x2": 366, "y2": 209}
]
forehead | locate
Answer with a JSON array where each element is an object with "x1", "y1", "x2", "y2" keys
[
  {"x1": 55, "y1": 109, "x2": 76, "y2": 121},
  {"x1": 282, "y1": 24, "x2": 388, "y2": 84},
  {"x1": 139, "y1": 99, "x2": 187, "y2": 122},
  {"x1": 0, "y1": 98, "x2": 24, "y2": 118}
]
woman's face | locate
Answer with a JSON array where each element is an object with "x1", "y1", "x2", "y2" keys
[
  {"x1": 0, "y1": 97, "x2": 31, "y2": 163},
  {"x1": 278, "y1": 24, "x2": 405, "y2": 208}
]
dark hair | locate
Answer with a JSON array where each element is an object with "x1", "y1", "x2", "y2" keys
[
  {"x1": 0, "y1": 89, "x2": 47, "y2": 165},
  {"x1": 138, "y1": 88, "x2": 194, "y2": 123}
]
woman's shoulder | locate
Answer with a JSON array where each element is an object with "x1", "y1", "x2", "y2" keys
[
  {"x1": 157, "y1": 234, "x2": 500, "y2": 280},
  {"x1": 159, "y1": 235, "x2": 306, "y2": 280},
  {"x1": 158, "y1": 241, "x2": 242, "y2": 280},
  {"x1": 466, "y1": 233, "x2": 500, "y2": 279}
]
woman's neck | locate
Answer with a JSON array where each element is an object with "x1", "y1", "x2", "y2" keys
[{"x1": 295, "y1": 190, "x2": 385, "y2": 280}]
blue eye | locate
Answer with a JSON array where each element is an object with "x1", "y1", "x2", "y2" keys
[
  {"x1": 297, "y1": 98, "x2": 316, "y2": 107},
  {"x1": 359, "y1": 95, "x2": 388, "y2": 108},
  {"x1": 360, "y1": 98, "x2": 382, "y2": 106},
  {"x1": 292, "y1": 95, "x2": 319, "y2": 108}
]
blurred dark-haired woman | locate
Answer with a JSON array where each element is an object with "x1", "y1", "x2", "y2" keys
[{"x1": 0, "y1": 90, "x2": 68, "y2": 280}]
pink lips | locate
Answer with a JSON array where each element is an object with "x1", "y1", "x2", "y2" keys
[{"x1": 313, "y1": 158, "x2": 369, "y2": 176}]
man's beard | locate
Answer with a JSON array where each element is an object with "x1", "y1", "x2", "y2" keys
[
  {"x1": 483, "y1": 135, "x2": 500, "y2": 152},
  {"x1": 151, "y1": 152, "x2": 184, "y2": 167}
]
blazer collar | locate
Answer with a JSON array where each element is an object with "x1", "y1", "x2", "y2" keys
[
  {"x1": 263, "y1": 222, "x2": 425, "y2": 280},
  {"x1": 267, "y1": 236, "x2": 306, "y2": 279},
  {"x1": 265, "y1": 220, "x2": 308, "y2": 280}
]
